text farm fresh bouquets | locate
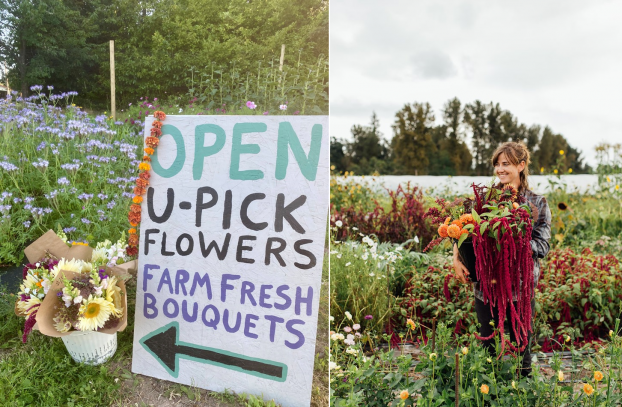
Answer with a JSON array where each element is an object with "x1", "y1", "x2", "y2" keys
[
  {"x1": 425, "y1": 183, "x2": 535, "y2": 355},
  {"x1": 16, "y1": 229, "x2": 130, "y2": 343}
]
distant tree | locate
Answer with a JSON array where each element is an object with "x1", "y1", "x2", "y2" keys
[
  {"x1": 487, "y1": 102, "x2": 507, "y2": 148},
  {"x1": 428, "y1": 125, "x2": 453, "y2": 175},
  {"x1": 464, "y1": 100, "x2": 488, "y2": 175},
  {"x1": 345, "y1": 112, "x2": 389, "y2": 174},
  {"x1": 330, "y1": 137, "x2": 347, "y2": 173},
  {"x1": 442, "y1": 97, "x2": 472, "y2": 175},
  {"x1": 392, "y1": 102, "x2": 435, "y2": 175}
]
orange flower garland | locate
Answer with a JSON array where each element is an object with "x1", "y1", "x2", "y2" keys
[{"x1": 126, "y1": 111, "x2": 166, "y2": 257}]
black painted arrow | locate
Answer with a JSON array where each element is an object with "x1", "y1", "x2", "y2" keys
[{"x1": 139, "y1": 321, "x2": 288, "y2": 382}]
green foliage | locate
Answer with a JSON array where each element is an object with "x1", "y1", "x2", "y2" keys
[
  {"x1": 332, "y1": 97, "x2": 591, "y2": 176},
  {"x1": 0, "y1": 0, "x2": 328, "y2": 109},
  {"x1": 329, "y1": 234, "x2": 429, "y2": 334},
  {"x1": 330, "y1": 315, "x2": 622, "y2": 406}
]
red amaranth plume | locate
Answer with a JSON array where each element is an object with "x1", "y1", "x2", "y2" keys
[{"x1": 22, "y1": 304, "x2": 40, "y2": 343}]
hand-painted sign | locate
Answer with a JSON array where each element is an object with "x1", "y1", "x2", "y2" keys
[{"x1": 131, "y1": 116, "x2": 328, "y2": 407}]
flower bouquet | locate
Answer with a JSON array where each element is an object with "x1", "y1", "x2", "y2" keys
[
  {"x1": 15, "y1": 229, "x2": 131, "y2": 364},
  {"x1": 425, "y1": 182, "x2": 535, "y2": 355},
  {"x1": 424, "y1": 196, "x2": 478, "y2": 281}
]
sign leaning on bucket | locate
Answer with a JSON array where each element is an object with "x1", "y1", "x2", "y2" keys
[{"x1": 131, "y1": 115, "x2": 328, "y2": 407}]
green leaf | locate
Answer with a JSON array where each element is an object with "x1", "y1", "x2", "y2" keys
[
  {"x1": 458, "y1": 233, "x2": 468, "y2": 247},
  {"x1": 480, "y1": 221, "x2": 489, "y2": 233},
  {"x1": 471, "y1": 209, "x2": 481, "y2": 223}
]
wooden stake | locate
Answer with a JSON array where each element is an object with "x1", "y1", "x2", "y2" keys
[
  {"x1": 278, "y1": 44, "x2": 285, "y2": 84},
  {"x1": 431, "y1": 317, "x2": 437, "y2": 352},
  {"x1": 110, "y1": 40, "x2": 116, "y2": 120},
  {"x1": 455, "y1": 353, "x2": 460, "y2": 407},
  {"x1": 4, "y1": 63, "x2": 9, "y2": 94},
  {"x1": 279, "y1": 44, "x2": 285, "y2": 71}
]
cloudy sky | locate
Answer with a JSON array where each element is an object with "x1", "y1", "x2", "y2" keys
[{"x1": 330, "y1": 0, "x2": 622, "y2": 167}]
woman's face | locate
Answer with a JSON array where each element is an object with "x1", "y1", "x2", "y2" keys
[{"x1": 494, "y1": 152, "x2": 525, "y2": 188}]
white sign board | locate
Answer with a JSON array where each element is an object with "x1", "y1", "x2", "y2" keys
[{"x1": 131, "y1": 116, "x2": 328, "y2": 406}]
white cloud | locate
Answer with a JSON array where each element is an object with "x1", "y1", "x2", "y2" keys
[{"x1": 330, "y1": 0, "x2": 622, "y2": 166}]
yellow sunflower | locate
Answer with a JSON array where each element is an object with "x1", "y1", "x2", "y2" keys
[
  {"x1": 105, "y1": 277, "x2": 124, "y2": 317},
  {"x1": 51, "y1": 258, "x2": 85, "y2": 278},
  {"x1": 78, "y1": 296, "x2": 114, "y2": 331}
]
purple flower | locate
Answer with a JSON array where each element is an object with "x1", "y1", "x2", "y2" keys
[
  {"x1": 246, "y1": 101, "x2": 257, "y2": 110},
  {"x1": 263, "y1": 111, "x2": 269, "y2": 115},
  {"x1": 364, "y1": 315, "x2": 373, "y2": 320}
]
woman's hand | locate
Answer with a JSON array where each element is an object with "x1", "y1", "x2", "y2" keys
[{"x1": 453, "y1": 244, "x2": 470, "y2": 284}]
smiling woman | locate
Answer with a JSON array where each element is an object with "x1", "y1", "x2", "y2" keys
[{"x1": 452, "y1": 141, "x2": 552, "y2": 377}]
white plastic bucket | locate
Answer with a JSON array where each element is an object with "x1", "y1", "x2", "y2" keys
[{"x1": 61, "y1": 330, "x2": 117, "y2": 365}]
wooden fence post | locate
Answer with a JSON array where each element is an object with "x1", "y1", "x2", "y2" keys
[{"x1": 110, "y1": 40, "x2": 116, "y2": 120}]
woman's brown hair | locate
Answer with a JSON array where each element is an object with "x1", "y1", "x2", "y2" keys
[{"x1": 491, "y1": 142, "x2": 531, "y2": 192}]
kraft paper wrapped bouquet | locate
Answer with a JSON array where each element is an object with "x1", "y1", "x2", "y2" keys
[
  {"x1": 49, "y1": 266, "x2": 125, "y2": 333},
  {"x1": 16, "y1": 229, "x2": 132, "y2": 343}
]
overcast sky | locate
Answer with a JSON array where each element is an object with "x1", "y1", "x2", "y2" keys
[{"x1": 330, "y1": 0, "x2": 622, "y2": 167}]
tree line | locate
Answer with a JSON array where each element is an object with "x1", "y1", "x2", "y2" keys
[
  {"x1": 0, "y1": 0, "x2": 327, "y2": 109},
  {"x1": 331, "y1": 97, "x2": 591, "y2": 176}
]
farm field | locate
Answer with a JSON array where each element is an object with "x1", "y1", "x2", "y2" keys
[{"x1": 329, "y1": 168, "x2": 622, "y2": 406}]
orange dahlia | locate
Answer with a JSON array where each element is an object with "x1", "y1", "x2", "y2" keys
[
  {"x1": 130, "y1": 204, "x2": 141, "y2": 213},
  {"x1": 451, "y1": 219, "x2": 463, "y2": 228},
  {"x1": 447, "y1": 224, "x2": 461, "y2": 239},
  {"x1": 138, "y1": 162, "x2": 151, "y2": 171},
  {"x1": 134, "y1": 186, "x2": 146, "y2": 196},
  {"x1": 444, "y1": 217, "x2": 451, "y2": 225},
  {"x1": 132, "y1": 196, "x2": 143, "y2": 204},
  {"x1": 128, "y1": 228, "x2": 137, "y2": 234},
  {"x1": 459, "y1": 214, "x2": 475, "y2": 225},
  {"x1": 139, "y1": 171, "x2": 151, "y2": 180},
  {"x1": 145, "y1": 136, "x2": 160, "y2": 148},
  {"x1": 150, "y1": 128, "x2": 162, "y2": 137},
  {"x1": 154, "y1": 111, "x2": 166, "y2": 120},
  {"x1": 144, "y1": 147, "x2": 155, "y2": 155},
  {"x1": 136, "y1": 178, "x2": 149, "y2": 188},
  {"x1": 152, "y1": 120, "x2": 163, "y2": 129},
  {"x1": 128, "y1": 234, "x2": 139, "y2": 246},
  {"x1": 438, "y1": 224, "x2": 449, "y2": 238},
  {"x1": 128, "y1": 211, "x2": 141, "y2": 224}
]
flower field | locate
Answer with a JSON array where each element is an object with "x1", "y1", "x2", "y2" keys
[
  {"x1": 0, "y1": 83, "x2": 329, "y2": 406},
  {"x1": 330, "y1": 168, "x2": 622, "y2": 405},
  {"x1": 0, "y1": 87, "x2": 141, "y2": 265}
]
